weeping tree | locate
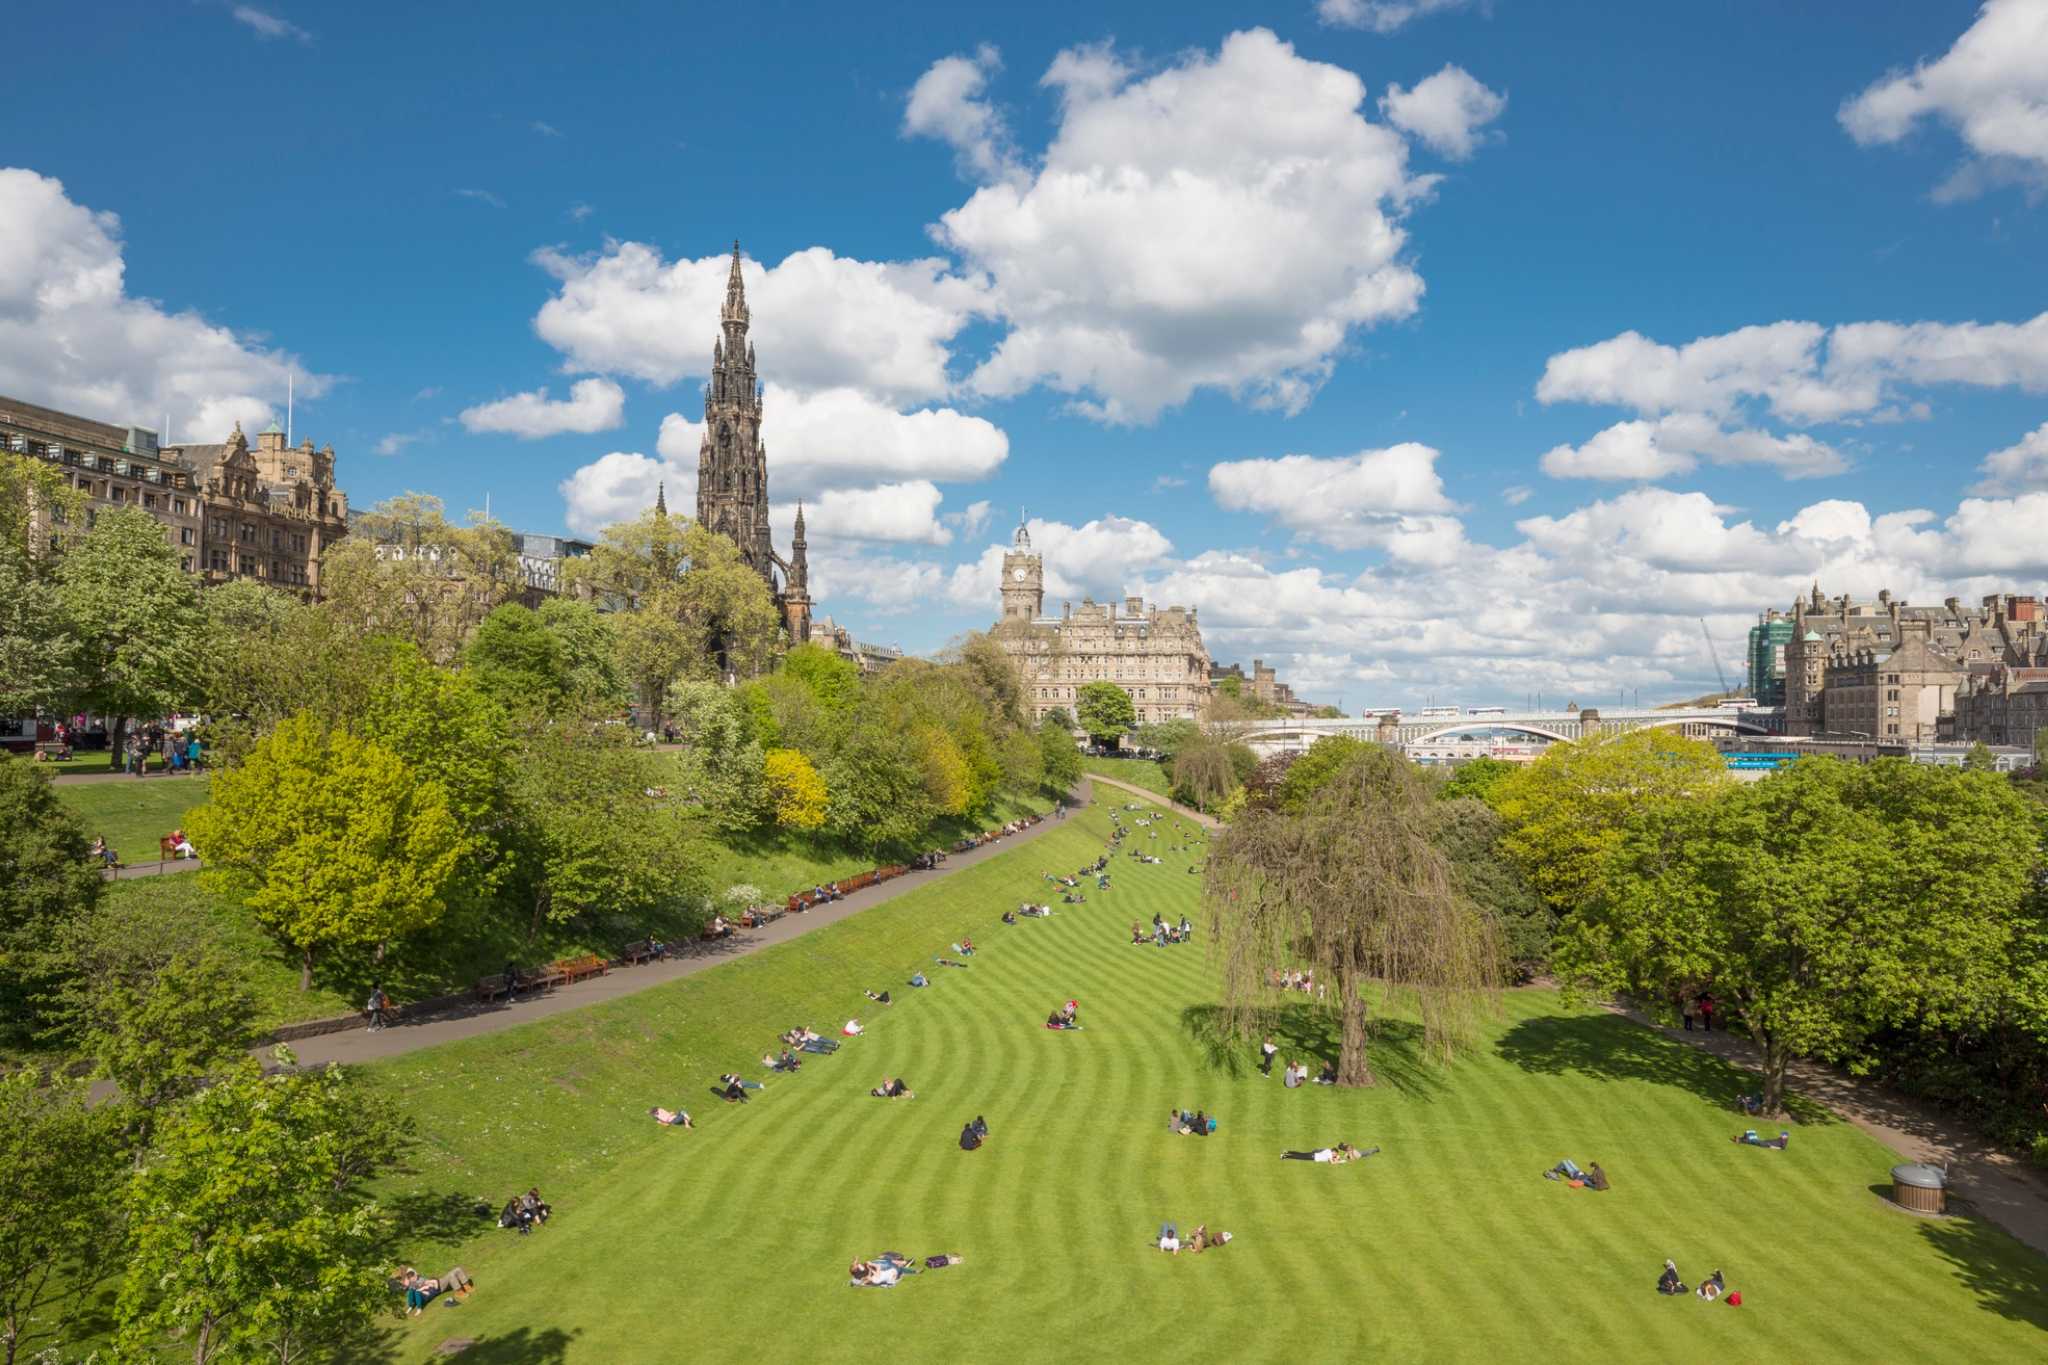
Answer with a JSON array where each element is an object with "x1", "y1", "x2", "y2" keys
[{"x1": 1204, "y1": 744, "x2": 1501, "y2": 1085}]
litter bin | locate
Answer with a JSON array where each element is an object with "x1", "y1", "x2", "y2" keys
[{"x1": 1891, "y1": 1163, "x2": 1947, "y2": 1214}]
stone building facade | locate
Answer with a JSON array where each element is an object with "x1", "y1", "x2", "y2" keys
[
  {"x1": 165, "y1": 422, "x2": 349, "y2": 592},
  {"x1": 4, "y1": 393, "x2": 348, "y2": 593},
  {"x1": 3, "y1": 394, "x2": 202, "y2": 567},
  {"x1": 1784, "y1": 584, "x2": 2047, "y2": 743},
  {"x1": 1210, "y1": 657, "x2": 1315, "y2": 715},
  {"x1": 992, "y1": 520, "x2": 1211, "y2": 727},
  {"x1": 695, "y1": 242, "x2": 810, "y2": 642}
]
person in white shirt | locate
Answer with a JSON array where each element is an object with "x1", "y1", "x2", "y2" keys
[{"x1": 1157, "y1": 1221, "x2": 1181, "y2": 1253}]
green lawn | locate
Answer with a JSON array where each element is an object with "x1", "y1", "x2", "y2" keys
[
  {"x1": 349, "y1": 793, "x2": 2047, "y2": 1364},
  {"x1": 1081, "y1": 753, "x2": 1173, "y2": 797},
  {"x1": 54, "y1": 774, "x2": 208, "y2": 864}
]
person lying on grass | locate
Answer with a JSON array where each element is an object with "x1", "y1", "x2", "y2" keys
[
  {"x1": 1658, "y1": 1260, "x2": 1687, "y2": 1295},
  {"x1": 1280, "y1": 1143, "x2": 1376, "y2": 1163},
  {"x1": 1187, "y1": 1224, "x2": 1232, "y2": 1253},
  {"x1": 764, "y1": 1049, "x2": 802, "y2": 1073},
  {"x1": 785, "y1": 1026, "x2": 839, "y2": 1052},
  {"x1": 864, "y1": 988, "x2": 892, "y2": 1005},
  {"x1": 1697, "y1": 1269, "x2": 1727, "y2": 1301},
  {"x1": 650, "y1": 1106, "x2": 694, "y2": 1127},
  {"x1": 1062, "y1": 892, "x2": 1086, "y2": 904},
  {"x1": 871, "y1": 1076, "x2": 914, "y2": 1098},
  {"x1": 935, "y1": 957, "x2": 969, "y2": 969},
  {"x1": 1734, "y1": 1129, "x2": 1791, "y2": 1149},
  {"x1": 399, "y1": 1268, "x2": 440, "y2": 1315},
  {"x1": 1546, "y1": 1159, "x2": 1610, "y2": 1189}
]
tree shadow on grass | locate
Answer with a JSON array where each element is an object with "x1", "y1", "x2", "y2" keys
[
  {"x1": 1179, "y1": 1003, "x2": 1449, "y2": 1100},
  {"x1": 1494, "y1": 1013, "x2": 1836, "y2": 1124},
  {"x1": 389, "y1": 1189, "x2": 499, "y2": 1251},
  {"x1": 1915, "y1": 1212, "x2": 2048, "y2": 1332},
  {"x1": 438, "y1": 1325, "x2": 579, "y2": 1363}
]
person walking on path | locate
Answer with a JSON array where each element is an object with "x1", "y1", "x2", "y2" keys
[
  {"x1": 1260, "y1": 1035, "x2": 1278, "y2": 1077},
  {"x1": 1697, "y1": 992, "x2": 1716, "y2": 1033},
  {"x1": 366, "y1": 983, "x2": 390, "y2": 1031}
]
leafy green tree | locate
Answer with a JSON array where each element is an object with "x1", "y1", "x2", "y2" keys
[
  {"x1": 1963, "y1": 740, "x2": 1998, "y2": 773},
  {"x1": 666, "y1": 680, "x2": 768, "y2": 832},
  {"x1": 1439, "y1": 755, "x2": 1515, "y2": 803},
  {"x1": 781, "y1": 642, "x2": 862, "y2": 718},
  {"x1": 50, "y1": 891, "x2": 258, "y2": 1141},
  {"x1": 0, "y1": 1071, "x2": 126, "y2": 1365},
  {"x1": 191, "y1": 580, "x2": 304, "y2": 723},
  {"x1": 563, "y1": 509, "x2": 780, "y2": 727},
  {"x1": 465, "y1": 601, "x2": 571, "y2": 712},
  {"x1": 1490, "y1": 728, "x2": 1729, "y2": 916},
  {"x1": 2035, "y1": 726, "x2": 2048, "y2": 772},
  {"x1": 1038, "y1": 715, "x2": 1082, "y2": 794},
  {"x1": 1043, "y1": 706, "x2": 1075, "y2": 731},
  {"x1": 763, "y1": 747, "x2": 829, "y2": 830},
  {"x1": 824, "y1": 717, "x2": 937, "y2": 854},
  {"x1": 0, "y1": 546, "x2": 77, "y2": 716},
  {"x1": 1272, "y1": 734, "x2": 1374, "y2": 813},
  {"x1": 1557, "y1": 757, "x2": 2042, "y2": 1112},
  {"x1": 55, "y1": 507, "x2": 204, "y2": 768},
  {"x1": 733, "y1": 680, "x2": 780, "y2": 749},
  {"x1": 952, "y1": 633, "x2": 1029, "y2": 732},
  {"x1": 535, "y1": 596, "x2": 626, "y2": 709},
  {"x1": 506, "y1": 723, "x2": 710, "y2": 936},
  {"x1": 1205, "y1": 745, "x2": 1501, "y2": 1085},
  {"x1": 1075, "y1": 681, "x2": 1137, "y2": 747},
  {"x1": 1433, "y1": 798, "x2": 1553, "y2": 977},
  {"x1": 1171, "y1": 738, "x2": 1238, "y2": 812},
  {"x1": 188, "y1": 713, "x2": 468, "y2": 989},
  {"x1": 0, "y1": 757, "x2": 102, "y2": 1043},
  {"x1": 319, "y1": 493, "x2": 524, "y2": 665},
  {"x1": 117, "y1": 1054, "x2": 395, "y2": 1365},
  {"x1": 0, "y1": 449, "x2": 88, "y2": 559}
]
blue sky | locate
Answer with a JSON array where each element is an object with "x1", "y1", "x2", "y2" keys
[{"x1": 7, "y1": 1, "x2": 2047, "y2": 708}]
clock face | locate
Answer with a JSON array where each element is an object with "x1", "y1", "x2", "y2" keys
[{"x1": 1011, "y1": 567, "x2": 1028, "y2": 581}]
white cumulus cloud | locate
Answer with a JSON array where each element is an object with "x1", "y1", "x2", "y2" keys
[
  {"x1": 1974, "y1": 420, "x2": 2048, "y2": 494},
  {"x1": 1541, "y1": 415, "x2": 1847, "y2": 482},
  {"x1": 1839, "y1": 0, "x2": 2048, "y2": 200},
  {"x1": 459, "y1": 377, "x2": 624, "y2": 438},
  {"x1": 903, "y1": 44, "x2": 1018, "y2": 182},
  {"x1": 1208, "y1": 443, "x2": 1466, "y2": 561},
  {"x1": 1317, "y1": 0, "x2": 1476, "y2": 34},
  {"x1": 530, "y1": 242, "x2": 990, "y2": 404},
  {"x1": 1380, "y1": 65, "x2": 1506, "y2": 160},
  {"x1": 919, "y1": 29, "x2": 1436, "y2": 423},
  {"x1": 0, "y1": 168, "x2": 323, "y2": 441}
]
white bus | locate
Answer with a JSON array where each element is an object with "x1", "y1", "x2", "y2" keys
[
  {"x1": 1465, "y1": 706, "x2": 1507, "y2": 717},
  {"x1": 1716, "y1": 698, "x2": 1759, "y2": 710},
  {"x1": 1417, "y1": 705, "x2": 1461, "y2": 719}
]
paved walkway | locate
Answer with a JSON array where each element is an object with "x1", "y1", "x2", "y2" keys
[
  {"x1": 1086, "y1": 772, "x2": 1222, "y2": 830},
  {"x1": 275, "y1": 783, "x2": 1091, "y2": 1070},
  {"x1": 49, "y1": 768, "x2": 205, "y2": 785},
  {"x1": 1611, "y1": 1002, "x2": 2048, "y2": 1259},
  {"x1": 102, "y1": 859, "x2": 201, "y2": 881}
]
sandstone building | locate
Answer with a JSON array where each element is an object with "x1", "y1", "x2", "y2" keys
[
  {"x1": 992, "y1": 519, "x2": 1211, "y2": 727},
  {"x1": 1784, "y1": 584, "x2": 2047, "y2": 745},
  {"x1": 695, "y1": 242, "x2": 811, "y2": 643},
  {"x1": 4, "y1": 393, "x2": 347, "y2": 593}
]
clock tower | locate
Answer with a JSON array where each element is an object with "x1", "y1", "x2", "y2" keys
[{"x1": 1000, "y1": 515, "x2": 1042, "y2": 622}]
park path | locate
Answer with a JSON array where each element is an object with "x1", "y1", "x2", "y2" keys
[
  {"x1": 1610, "y1": 1002, "x2": 2048, "y2": 1259},
  {"x1": 270, "y1": 783, "x2": 1092, "y2": 1071},
  {"x1": 1086, "y1": 772, "x2": 1221, "y2": 830}
]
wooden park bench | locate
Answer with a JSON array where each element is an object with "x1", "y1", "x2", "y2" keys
[
  {"x1": 619, "y1": 939, "x2": 659, "y2": 965},
  {"x1": 474, "y1": 973, "x2": 514, "y2": 1002},
  {"x1": 549, "y1": 954, "x2": 608, "y2": 985},
  {"x1": 33, "y1": 740, "x2": 72, "y2": 762}
]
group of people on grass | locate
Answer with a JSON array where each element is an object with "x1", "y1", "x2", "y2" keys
[
  {"x1": 1133, "y1": 913, "x2": 1193, "y2": 947},
  {"x1": 497, "y1": 1189, "x2": 551, "y2": 1235},
  {"x1": 1155, "y1": 1221, "x2": 1230, "y2": 1254},
  {"x1": 1659, "y1": 1260, "x2": 1736, "y2": 1303},
  {"x1": 1045, "y1": 1000, "x2": 1082, "y2": 1031},
  {"x1": 849, "y1": 1252, "x2": 963, "y2": 1287},
  {"x1": 1169, "y1": 1109, "x2": 1216, "y2": 1135}
]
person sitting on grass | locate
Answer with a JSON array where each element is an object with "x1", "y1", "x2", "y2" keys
[
  {"x1": 958, "y1": 936, "x2": 975, "y2": 956},
  {"x1": 1003, "y1": 910, "x2": 1019, "y2": 925},
  {"x1": 871, "y1": 1076, "x2": 913, "y2": 1099},
  {"x1": 843, "y1": 1018, "x2": 865, "y2": 1035},
  {"x1": 1657, "y1": 1259, "x2": 1687, "y2": 1295},
  {"x1": 1061, "y1": 892, "x2": 1085, "y2": 904},
  {"x1": 650, "y1": 1106, "x2": 694, "y2": 1127},
  {"x1": 1313, "y1": 1061, "x2": 1338, "y2": 1086},
  {"x1": 960, "y1": 1120, "x2": 984, "y2": 1151},
  {"x1": 718, "y1": 1073, "x2": 762, "y2": 1102},
  {"x1": 1283, "y1": 1060, "x2": 1305, "y2": 1089},
  {"x1": 1131, "y1": 921, "x2": 1146, "y2": 944},
  {"x1": 1697, "y1": 1269, "x2": 1726, "y2": 1301},
  {"x1": 400, "y1": 1268, "x2": 440, "y2": 1316},
  {"x1": 500, "y1": 1197, "x2": 532, "y2": 1234},
  {"x1": 909, "y1": 971, "x2": 930, "y2": 988},
  {"x1": 1587, "y1": 1163, "x2": 1611, "y2": 1190},
  {"x1": 1168, "y1": 1109, "x2": 1192, "y2": 1135},
  {"x1": 521, "y1": 1189, "x2": 551, "y2": 1226},
  {"x1": 1157, "y1": 1221, "x2": 1181, "y2": 1254},
  {"x1": 1046, "y1": 1010, "x2": 1071, "y2": 1030},
  {"x1": 864, "y1": 989, "x2": 892, "y2": 1005}
]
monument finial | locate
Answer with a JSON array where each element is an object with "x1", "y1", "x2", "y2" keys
[{"x1": 655, "y1": 481, "x2": 668, "y2": 516}]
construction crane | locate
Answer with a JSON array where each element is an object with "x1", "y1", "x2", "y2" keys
[{"x1": 1698, "y1": 618, "x2": 1731, "y2": 697}]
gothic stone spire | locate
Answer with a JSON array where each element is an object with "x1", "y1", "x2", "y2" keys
[{"x1": 655, "y1": 480, "x2": 667, "y2": 517}]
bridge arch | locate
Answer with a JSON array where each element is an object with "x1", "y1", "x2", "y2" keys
[
  {"x1": 1632, "y1": 715, "x2": 1775, "y2": 737},
  {"x1": 1408, "y1": 723, "x2": 1574, "y2": 745}
]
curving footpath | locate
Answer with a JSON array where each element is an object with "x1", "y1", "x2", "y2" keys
[
  {"x1": 272, "y1": 783, "x2": 1090, "y2": 1071},
  {"x1": 1086, "y1": 771, "x2": 1221, "y2": 830},
  {"x1": 1611, "y1": 1002, "x2": 2048, "y2": 1260}
]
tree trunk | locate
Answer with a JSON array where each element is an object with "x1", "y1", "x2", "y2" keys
[
  {"x1": 530, "y1": 887, "x2": 548, "y2": 941},
  {"x1": 109, "y1": 714, "x2": 127, "y2": 772},
  {"x1": 299, "y1": 945, "x2": 314, "y2": 992},
  {"x1": 1761, "y1": 1037, "x2": 1790, "y2": 1115},
  {"x1": 1336, "y1": 986, "x2": 1376, "y2": 1087}
]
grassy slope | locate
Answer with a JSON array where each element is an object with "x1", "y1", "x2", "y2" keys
[
  {"x1": 360, "y1": 793, "x2": 2048, "y2": 1364},
  {"x1": 54, "y1": 775, "x2": 207, "y2": 864},
  {"x1": 1081, "y1": 754, "x2": 1172, "y2": 797},
  {"x1": 82, "y1": 790, "x2": 1056, "y2": 1038}
]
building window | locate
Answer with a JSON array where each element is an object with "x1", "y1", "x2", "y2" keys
[{"x1": 180, "y1": 527, "x2": 194, "y2": 545}]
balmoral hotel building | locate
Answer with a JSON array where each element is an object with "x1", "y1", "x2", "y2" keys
[{"x1": 3, "y1": 393, "x2": 349, "y2": 593}]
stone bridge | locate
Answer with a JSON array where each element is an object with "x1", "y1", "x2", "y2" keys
[{"x1": 1241, "y1": 706, "x2": 1783, "y2": 755}]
